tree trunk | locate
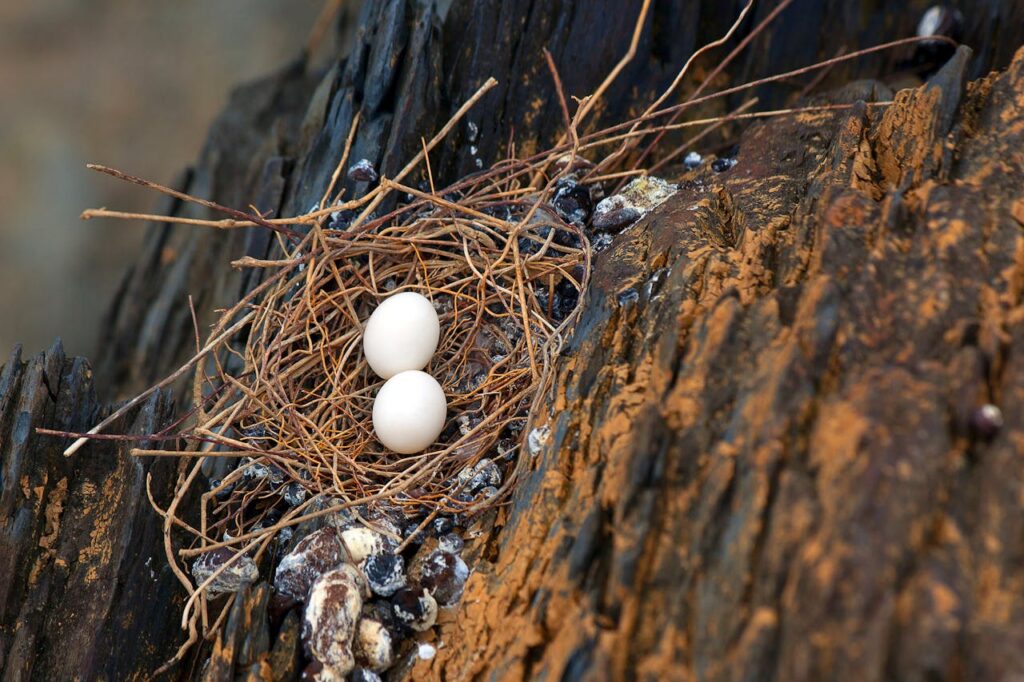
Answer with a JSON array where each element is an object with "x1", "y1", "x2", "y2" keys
[
  {"x1": 3, "y1": 1, "x2": 1024, "y2": 680},
  {"x1": 429, "y1": 45, "x2": 1024, "y2": 682}
]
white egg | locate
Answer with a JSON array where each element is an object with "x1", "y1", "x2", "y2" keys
[
  {"x1": 362, "y1": 292, "x2": 440, "y2": 379},
  {"x1": 372, "y1": 370, "x2": 447, "y2": 454}
]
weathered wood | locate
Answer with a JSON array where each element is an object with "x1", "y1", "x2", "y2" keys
[
  {"x1": 0, "y1": 341, "x2": 183, "y2": 680},
  {"x1": 424, "y1": 46, "x2": 1024, "y2": 681},
  {"x1": 3, "y1": 1, "x2": 1024, "y2": 680}
]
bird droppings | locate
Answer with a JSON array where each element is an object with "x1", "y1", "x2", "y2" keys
[
  {"x1": 712, "y1": 157, "x2": 737, "y2": 173},
  {"x1": 617, "y1": 288, "x2": 640, "y2": 307},
  {"x1": 302, "y1": 565, "x2": 365, "y2": 677},
  {"x1": 347, "y1": 159, "x2": 379, "y2": 183},
  {"x1": 474, "y1": 485, "x2": 499, "y2": 503},
  {"x1": 592, "y1": 176, "x2": 678, "y2": 232},
  {"x1": 190, "y1": 548, "x2": 258, "y2": 595},
  {"x1": 264, "y1": 495, "x2": 477, "y2": 678},
  {"x1": 913, "y1": 4, "x2": 963, "y2": 69},
  {"x1": 350, "y1": 669, "x2": 383, "y2": 682},
  {"x1": 328, "y1": 209, "x2": 356, "y2": 230},
  {"x1": 241, "y1": 457, "x2": 284, "y2": 486},
  {"x1": 528, "y1": 425, "x2": 551, "y2": 456},
  {"x1": 391, "y1": 586, "x2": 438, "y2": 632},
  {"x1": 431, "y1": 515, "x2": 455, "y2": 536},
  {"x1": 283, "y1": 481, "x2": 308, "y2": 507},
  {"x1": 458, "y1": 457, "x2": 502, "y2": 493},
  {"x1": 643, "y1": 268, "x2": 669, "y2": 299},
  {"x1": 592, "y1": 233, "x2": 614, "y2": 252},
  {"x1": 551, "y1": 153, "x2": 597, "y2": 178},
  {"x1": 533, "y1": 276, "x2": 583, "y2": 322},
  {"x1": 917, "y1": 5, "x2": 963, "y2": 43},
  {"x1": 302, "y1": 660, "x2": 338, "y2": 682},
  {"x1": 438, "y1": 532, "x2": 465, "y2": 554}
]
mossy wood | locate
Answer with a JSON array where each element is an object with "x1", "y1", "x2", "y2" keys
[{"x1": 2, "y1": 0, "x2": 1024, "y2": 679}]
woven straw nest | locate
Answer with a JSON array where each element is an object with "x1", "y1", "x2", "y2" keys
[{"x1": 192, "y1": 177, "x2": 590, "y2": 549}]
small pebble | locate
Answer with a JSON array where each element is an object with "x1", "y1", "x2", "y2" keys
[
  {"x1": 413, "y1": 550, "x2": 470, "y2": 606},
  {"x1": 552, "y1": 178, "x2": 593, "y2": 226},
  {"x1": 341, "y1": 526, "x2": 398, "y2": 563},
  {"x1": 274, "y1": 527, "x2": 348, "y2": 607},
  {"x1": 970, "y1": 404, "x2": 1003, "y2": 441},
  {"x1": 303, "y1": 565, "x2": 364, "y2": 676},
  {"x1": 348, "y1": 159, "x2": 379, "y2": 183},
  {"x1": 362, "y1": 553, "x2": 406, "y2": 597},
  {"x1": 353, "y1": 618, "x2": 395, "y2": 672},
  {"x1": 418, "y1": 643, "x2": 437, "y2": 660},
  {"x1": 191, "y1": 548, "x2": 258, "y2": 595},
  {"x1": 683, "y1": 151, "x2": 703, "y2": 170},
  {"x1": 391, "y1": 587, "x2": 438, "y2": 632},
  {"x1": 592, "y1": 204, "x2": 642, "y2": 233}
]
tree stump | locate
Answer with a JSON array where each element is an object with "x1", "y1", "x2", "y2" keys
[{"x1": 3, "y1": 1, "x2": 1024, "y2": 680}]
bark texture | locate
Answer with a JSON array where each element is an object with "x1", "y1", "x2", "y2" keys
[
  {"x1": 427, "y1": 46, "x2": 1024, "y2": 682},
  {"x1": 2, "y1": 1, "x2": 1024, "y2": 680}
]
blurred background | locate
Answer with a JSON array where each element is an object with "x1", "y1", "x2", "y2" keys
[{"x1": 0, "y1": 0, "x2": 321, "y2": 358}]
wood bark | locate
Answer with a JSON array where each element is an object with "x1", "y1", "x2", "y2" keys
[
  {"x1": 429, "y1": 45, "x2": 1024, "y2": 682},
  {"x1": 2, "y1": 1, "x2": 1024, "y2": 680}
]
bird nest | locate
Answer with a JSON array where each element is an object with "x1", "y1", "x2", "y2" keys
[{"x1": 197, "y1": 179, "x2": 589, "y2": 545}]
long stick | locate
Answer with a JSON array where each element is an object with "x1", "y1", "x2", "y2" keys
[
  {"x1": 62, "y1": 311, "x2": 254, "y2": 457},
  {"x1": 351, "y1": 78, "x2": 499, "y2": 227}
]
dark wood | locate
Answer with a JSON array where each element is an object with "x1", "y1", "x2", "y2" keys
[
  {"x1": 3, "y1": 1, "x2": 1024, "y2": 680},
  {"x1": 427, "y1": 46, "x2": 1024, "y2": 681},
  {"x1": 0, "y1": 341, "x2": 183, "y2": 680}
]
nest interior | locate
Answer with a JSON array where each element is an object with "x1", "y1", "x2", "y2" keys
[{"x1": 194, "y1": 183, "x2": 591, "y2": 548}]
